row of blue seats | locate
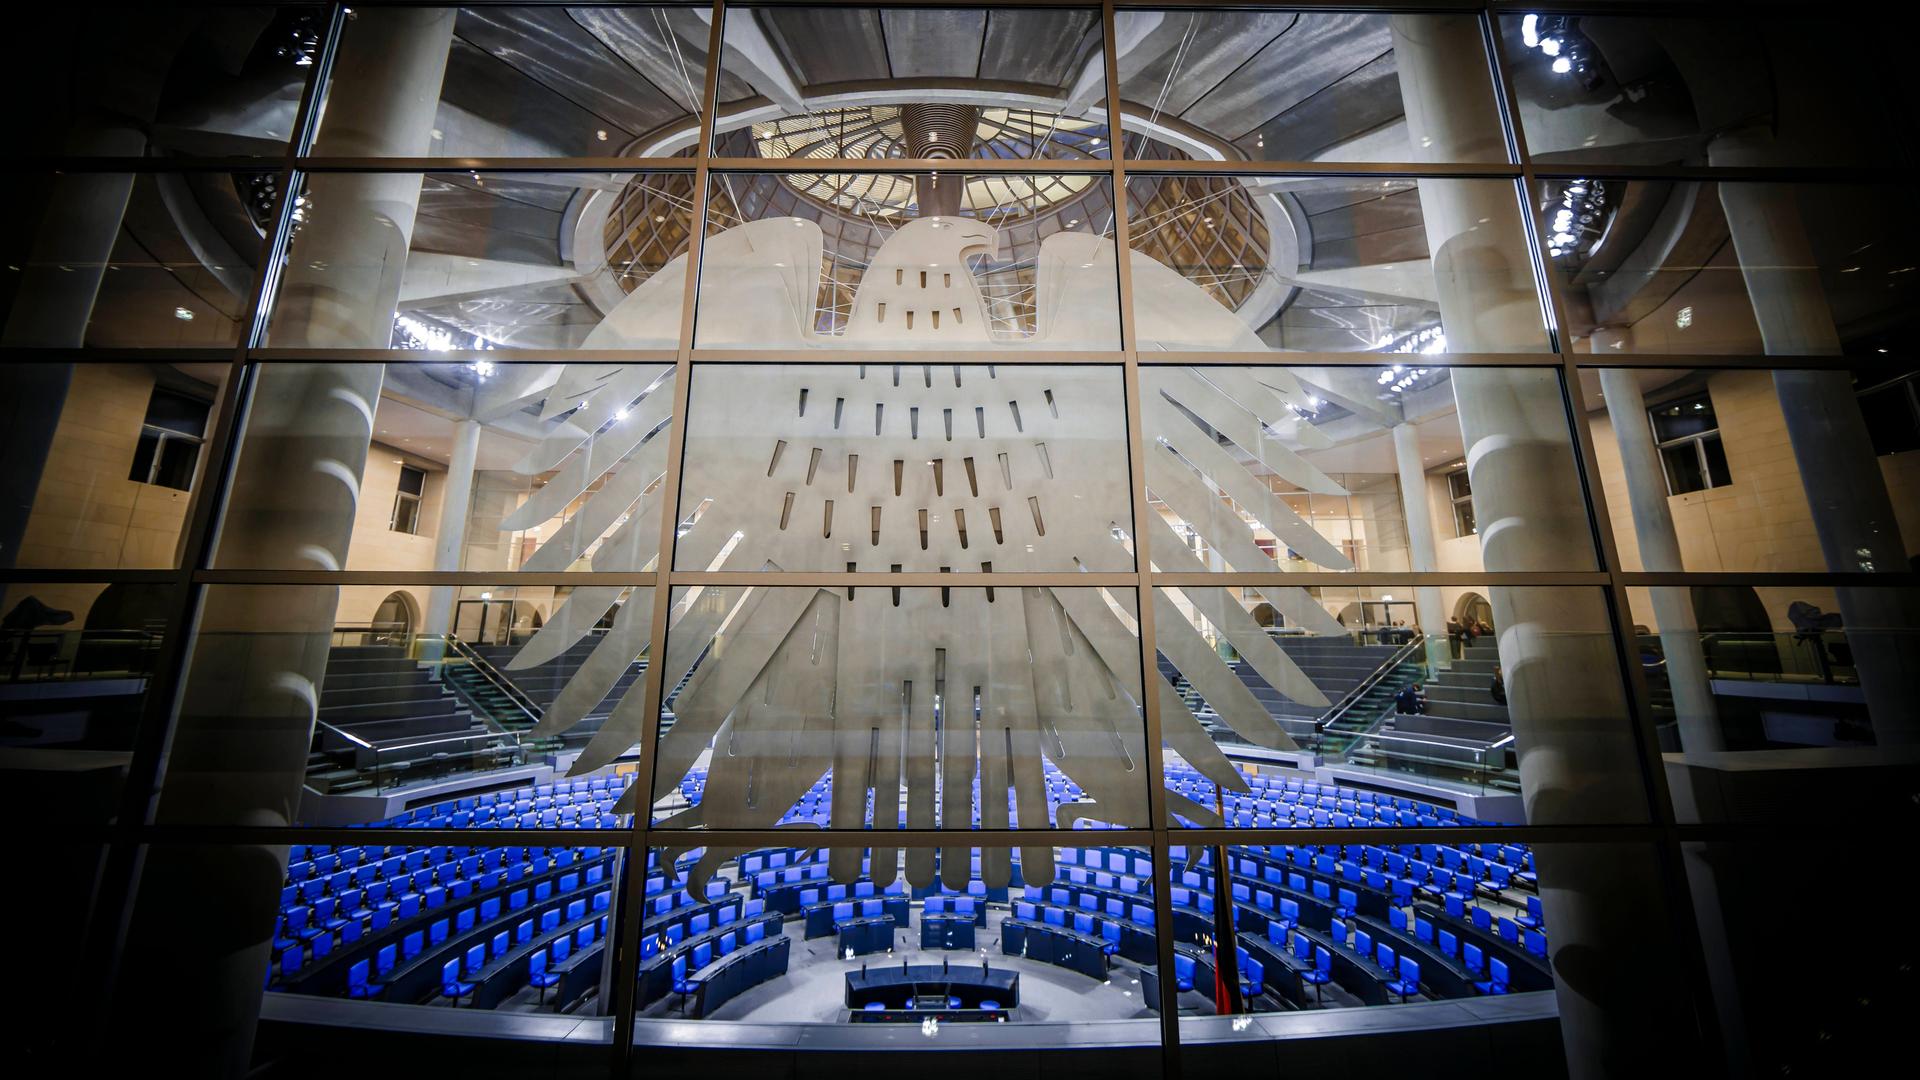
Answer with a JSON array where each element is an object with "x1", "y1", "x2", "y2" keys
[{"x1": 1327, "y1": 918, "x2": 1508, "y2": 994}]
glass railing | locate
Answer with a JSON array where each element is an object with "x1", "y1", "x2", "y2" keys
[
  {"x1": 1338, "y1": 730, "x2": 1519, "y2": 795},
  {"x1": 1637, "y1": 630, "x2": 1858, "y2": 685},
  {"x1": 0, "y1": 627, "x2": 163, "y2": 684},
  {"x1": 311, "y1": 718, "x2": 526, "y2": 795}
]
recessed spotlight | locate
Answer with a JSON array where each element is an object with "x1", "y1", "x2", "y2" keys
[{"x1": 174, "y1": 307, "x2": 194, "y2": 321}]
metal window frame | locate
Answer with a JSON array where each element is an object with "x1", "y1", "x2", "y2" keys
[
  {"x1": 1647, "y1": 391, "x2": 1728, "y2": 496},
  {"x1": 5, "y1": 3, "x2": 1914, "y2": 1077}
]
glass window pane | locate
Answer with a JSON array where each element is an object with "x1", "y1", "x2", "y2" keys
[
  {"x1": 651, "y1": 586, "x2": 1148, "y2": 832},
  {"x1": 1659, "y1": 442, "x2": 1705, "y2": 495},
  {"x1": 695, "y1": 172, "x2": 1121, "y2": 350},
  {"x1": 157, "y1": 583, "x2": 652, "y2": 822},
  {"x1": 115, "y1": 841, "x2": 618, "y2": 1069},
  {"x1": 315, "y1": 6, "x2": 708, "y2": 159},
  {"x1": 1, "y1": 580, "x2": 169, "y2": 825},
  {"x1": 1538, "y1": 181, "x2": 1918, "y2": 356},
  {"x1": 212, "y1": 362, "x2": 674, "y2": 573},
  {"x1": 1157, "y1": 585, "x2": 1647, "y2": 827},
  {"x1": 1115, "y1": 11, "x2": 1507, "y2": 164},
  {"x1": 264, "y1": 172, "x2": 697, "y2": 350},
  {"x1": 633, "y1": 843, "x2": 1161, "y2": 1045},
  {"x1": 1141, "y1": 365, "x2": 1596, "y2": 574},
  {"x1": 1500, "y1": 14, "x2": 1910, "y2": 169},
  {"x1": 4, "y1": 7, "x2": 321, "y2": 157},
  {"x1": 714, "y1": 7, "x2": 1108, "y2": 163},
  {"x1": 1, "y1": 173, "x2": 267, "y2": 348},
  {"x1": 0, "y1": 363, "x2": 227, "y2": 569},
  {"x1": 1682, "y1": 838, "x2": 1915, "y2": 1072},
  {"x1": 1127, "y1": 176, "x2": 1549, "y2": 353},
  {"x1": 1165, "y1": 831, "x2": 1563, "y2": 1037},
  {"x1": 1578, "y1": 368, "x2": 1919, "y2": 574},
  {"x1": 1633, "y1": 586, "x2": 1920, "y2": 823},
  {"x1": 677, "y1": 364, "x2": 1132, "y2": 572},
  {"x1": 1700, "y1": 435, "x2": 1731, "y2": 488}
]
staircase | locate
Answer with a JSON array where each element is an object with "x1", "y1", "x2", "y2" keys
[
  {"x1": 1348, "y1": 643, "x2": 1521, "y2": 790},
  {"x1": 463, "y1": 633, "x2": 648, "y2": 749},
  {"x1": 306, "y1": 644, "x2": 504, "y2": 794}
]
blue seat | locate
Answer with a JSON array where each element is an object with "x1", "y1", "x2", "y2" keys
[
  {"x1": 1475, "y1": 957, "x2": 1510, "y2": 995},
  {"x1": 491, "y1": 930, "x2": 510, "y2": 959},
  {"x1": 863, "y1": 1001, "x2": 885, "y2": 1012},
  {"x1": 1462, "y1": 943, "x2": 1486, "y2": 976},
  {"x1": 440, "y1": 958, "x2": 475, "y2": 1004},
  {"x1": 1354, "y1": 929, "x2": 1371, "y2": 959},
  {"x1": 1173, "y1": 954, "x2": 1195, "y2": 992},
  {"x1": 979, "y1": 999, "x2": 1000, "y2": 1011},
  {"x1": 429, "y1": 918, "x2": 450, "y2": 946},
  {"x1": 1375, "y1": 942, "x2": 1395, "y2": 973},
  {"x1": 346, "y1": 958, "x2": 380, "y2": 999},
  {"x1": 1277, "y1": 898, "x2": 1299, "y2": 931},
  {"x1": 1438, "y1": 929, "x2": 1458, "y2": 960},
  {"x1": 1335, "y1": 888, "x2": 1358, "y2": 920},
  {"x1": 1301, "y1": 946, "x2": 1333, "y2": 1001},
  {"x1": 528, "y1": 948, "x2": 561, "y2": 1002},
  {"x1": 670, "y1": 955, "x2": 700, "y2": 1012},
  {"x1": 1518, "y1": 895, "x2": 1545, "y2": 930},
  {"x1": 1524, "y1": 928, "x2": 1548, "y2": 958}
]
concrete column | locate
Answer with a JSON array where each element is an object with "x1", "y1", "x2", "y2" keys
[
  {"x1": 1392, "y1": 15, "x2": 1696, "y2": 1076},
  {"x1": 109, "y1": 10, "x2": 455, "y2": 1075},
  {"x1": 425, "y1": 418, "x2": 483, "y2": 643},
  {"x1": 1391, "y1": 422, "x2": 1450, "y2": 670},
  {"x1": 1595, "y1": 366, "x2": 1723, "y2": 753},
  {"x1": 1710, "y1": 132, "x2": 1917, "y2": 743},
  {"x1": 0, "y1": 130, "x2": 142, "y2": 566}
]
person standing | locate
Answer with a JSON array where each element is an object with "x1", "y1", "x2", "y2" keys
[{"x1": 1446, "y1": 616, "x2": 1464, "y2": 659}]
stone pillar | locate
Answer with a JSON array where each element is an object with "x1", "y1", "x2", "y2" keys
[
  {"x1": 1390, "y1": 421, "x2": 1450, "y2": 669},
  {"x1": 425, "y1": 418, "x2": 483, "y2": 644},
  {"x1": 1595, "y1": 366, "x2": 1723, "y2": 752},
  {"x1": 1392, "y1": 14, "x2": 1696, "y2": 1076},
  {"x1": 109, "y1": 11, "x2": 455, "y2": 1075},
  {"x1": 1710, "y1": 131, "x2": 1916, "y2": 743}
]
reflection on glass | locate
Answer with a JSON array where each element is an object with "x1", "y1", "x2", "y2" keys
[
  {"x1": 319, "y1": 6, "x2": 709, "y2": 158},
  {"x1": 0, "y1": 363, "x2": 226, "y2": 569},
  {"x1": 1141, "y1": 366, "x2": 1594, "y2": 574},
  {"x1": 0, "y1": 174, "x2": 264, "y2": 348},
  {"x1": 265, "y1": 172, "x2": 697, "y2": 349},
  {"x1": 1633, "y1": 583, "x2": 1920, "y2": 824},
  {"x1": 693, "y1": 172, "x2": 1121, "y2": 350},
  {"x1": 214, "y1": 362, "x2": 673, "y2": 573},
  {"x1": 1114, "y1": 11, "x2": 1505, "y2": 164},
  {"x1": 677, "y1": 364, "x2": 1132, "y2": 572},
  {"x1": 1127, "y1": 177, "x2": 1548, "y2": 352},
  {"x1": 713, "y1": 7, "x2": 1108, "y2": 162},
  {"x1": 1577, "y1": 368, "x2": 1918, "y2": 575},
  {"x1": 1161, "y1": 833, "x2": 1551, "y2": 1031},
  {"x1": 1156, "y1": 585, "x2": 1644, "y2": 826},
  {"x1": 263, "y1": 840, "x2": 623, "y2": 1017},
  {"x1": 651, "y1": 587, "x2": 1150, "y2": 831},
  {"x1": 1539, "y1": 181, "x2": 1918, "y2": 356},
  {"x1": 635, "y1": 844, "x2": 1160, "y2": 1032},
  {"x1": 1500, "y1": 14, "x2": 1904, "y2": 168},
  {"x1": 7, "y1": 7, "x2": 322, "y2": 157},
  {"x1": 163, "y1": 584, "x2": 652, "y2": 822}
]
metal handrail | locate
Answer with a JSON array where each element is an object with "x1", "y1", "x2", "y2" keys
[
  {"x1": 1315, "y1": 634, "x2": 1426, "y2": 735},
  {"x1": 440, "y1": 634, "x2": 545, "y2": 728}
]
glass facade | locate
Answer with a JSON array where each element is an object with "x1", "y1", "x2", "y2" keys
[{"x1": 5, "y1": 4, "x2": 1914, "y2": 1078}]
